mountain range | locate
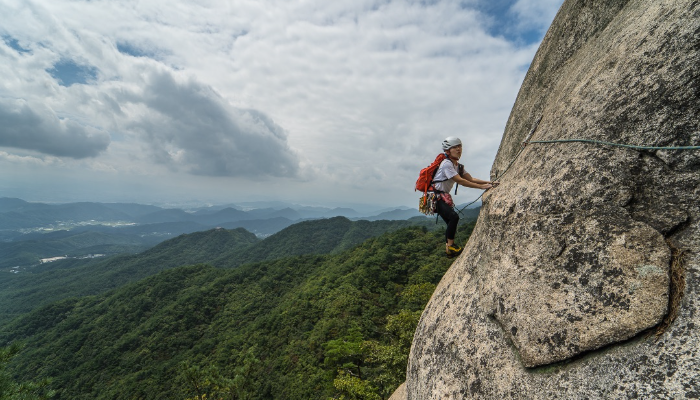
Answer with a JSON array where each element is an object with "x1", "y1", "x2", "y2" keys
[
  {"x1": 0, "y1": 197, "x2": 429, "y2": 231},
  {"x1": 0, "y1": 197, "x2": 479, "y2": 270}
]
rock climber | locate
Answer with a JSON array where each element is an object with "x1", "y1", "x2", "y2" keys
[{"x1": 432, "y1": 137, "x2": 496, "y2": 257}]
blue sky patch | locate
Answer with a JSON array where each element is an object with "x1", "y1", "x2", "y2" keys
[
  {"x1": 47, "y1": 59, "x2": 99, "y2": 86},
  {"x1": 117, "y1": 42, "x2": 159, "y2": 59},
  {"x1": 474, "y1": 0, "x2": 545, "y2": 46},
  {"x1": 2, "y1": 35, "x2": 31, "y2": 53}
]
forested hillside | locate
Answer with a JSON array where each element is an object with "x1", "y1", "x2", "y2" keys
[
  {"x1": 217, "y1": 217, "x2": 432, "y2": 267},
  {"x1": 0, "y1": 217, "x2": 436, "y2": 327},
  {"x1": 1, "y1": 220, "x2": 475, "y2": 399},
  {"x1": 0, "y1": 230, "x2": 153, "y2": 269},
  {"x1": 0, "y1": 228, "x2": 258, "y2": 326}
]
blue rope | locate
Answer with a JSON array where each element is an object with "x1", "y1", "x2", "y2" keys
[
  {"x1": 455, "y1": 134, "x2": 699, "y2": 216},
  {"x1": 526, "y1": 138, "x2": 700, "y2": 151}
]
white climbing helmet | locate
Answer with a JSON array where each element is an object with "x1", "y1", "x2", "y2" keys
[{"x1": 442, "y1": 136, "x2": 462, "y2": 151}]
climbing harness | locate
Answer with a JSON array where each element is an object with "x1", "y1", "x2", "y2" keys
[
  {"x1": 417, "y1": 152, "x2": 464, "y2": 217},
  {"x1": 419, "y1": 191, "x2": 454, "y2": 220},
  {"x1": 455, "y1": 115, "x2": 700, "y2": 216}
]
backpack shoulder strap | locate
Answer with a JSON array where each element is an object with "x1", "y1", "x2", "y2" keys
[
  {"x1": 454, "y1": 163, "x2": 465, "y2": 194},
  {"x1": 431, "y1": 153, "x2": 451, "y2": 184}
]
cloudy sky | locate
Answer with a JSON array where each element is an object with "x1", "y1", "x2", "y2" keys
[{"x1": 0, "y1": 0, "x2": 563, "y2": 209}]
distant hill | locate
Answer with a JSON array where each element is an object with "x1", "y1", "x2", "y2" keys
[
  {"x1": 188, "y1": 203, "x2": 243, "y2": 215},
  {"x1": 240, "y1": 207, "x2": 286, "y2": 220},
  {"x1": 0, "y1": 217, "x2": 449, "y2": 327},
  {"x1": 136, "y1": 208, "x2": 194, "y2": 224},
  {"x1": 0, "y1": 228, "x2": 259, "y2": 325},
  {"x1": 0, "y1": 197, "x2": 478, "y2": 275},
  {"x1": 269, "y1": 207, "x2": 302, "y2": 220},
  {"x1": 218, "y1": 217, "x2": 296, "y2": 237},
  {"x1": 0, "y1": 230, "x2": 148, "y2": 269},
  {"x1": 295, "y1": 205, "x2": 336, "y2": 219},
  {"x1": 36, "y1": 202, "x2": 134, "y2": 222},
  {"x1": 323, "y1": 207, "x2": 361, "y2": 218},
  {"x1": 189, "y1": 207, "x2": 251, "y2": 225},
  {"x1": 0, "y1": 199, "x2": 162, "y2": 219},
  {"x1": 0, "y1": 221, "x2": 214, "y2": 270},
  {"x1": 0, "y1": 197, "x2": 46, "y2": 213},
  {"x1": 214, "y1": 217, "x2": 437, "y2": 268},
  {"x1": 101, "y1": 202, "x2": 163, "y2": 218},
  {"x1": 92, "y1": 221, "x2": 210, "y2": 237},
  {"x1": 365, "y1": 208, "x2": 425, "y2": 221},
  {"x1": 0, "y1": 198, "x2": 151, "y2": 230},
  {"x1": 0, "y1": 211, "x2": 45, "y2": 231},
  {"x1": 0, "y1": 197, "x2": 436, "y2": 233}
]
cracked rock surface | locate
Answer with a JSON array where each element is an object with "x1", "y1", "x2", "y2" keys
[{"x1": 401, "y1": 0, "x2": 700, "y2": 398}]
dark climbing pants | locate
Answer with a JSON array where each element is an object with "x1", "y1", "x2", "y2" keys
[{"x1": 436, "y1": 199, "x2": 459, "y2": 242}]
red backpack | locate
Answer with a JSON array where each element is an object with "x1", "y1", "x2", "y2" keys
[{"x1": 415, "y1": 153, "x2": 448, "y2": 194}]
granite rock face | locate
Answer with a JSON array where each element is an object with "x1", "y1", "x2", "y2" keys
[
  {"x1": 389, "y1": 383, "x2": 406, "y2": 400},
  {"x1": 403, "y1": 0, "x2": 700, "y2": 398}
]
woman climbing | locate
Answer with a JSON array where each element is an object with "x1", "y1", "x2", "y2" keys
[{"x1": 431, "y1": 137, "x2": 495, "y2": 257}]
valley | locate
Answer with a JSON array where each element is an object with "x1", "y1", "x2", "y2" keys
[{"x1": 0, "y1": 198, "x2": 479, "y2": 399}]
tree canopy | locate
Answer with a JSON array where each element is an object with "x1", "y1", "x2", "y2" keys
[{"x1": 1, "y1": 217, "x2": 476, "y2": 399}]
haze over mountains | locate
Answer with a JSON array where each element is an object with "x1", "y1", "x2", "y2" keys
[
  {"x1": 0, "y1": 197, "x2": 480, "y2": 271},
  {"x1": 0, "y1": 197, "x2": 423, "y2": 231}
]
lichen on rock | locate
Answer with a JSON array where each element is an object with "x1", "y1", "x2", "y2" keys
[{"x1": 478, "y1": 208, "x2": 670, "y2": 367}]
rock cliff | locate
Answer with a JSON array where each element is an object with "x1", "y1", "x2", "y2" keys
[{"x1": 402, "y1": 0, "x2": 700, "y2": 398}]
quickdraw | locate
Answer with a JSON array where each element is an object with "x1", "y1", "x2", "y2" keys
[{"x1": 418, "y1": 192, "x2": 439, "y2": 216}]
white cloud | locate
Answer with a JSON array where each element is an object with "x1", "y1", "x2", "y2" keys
[
  {"x1": 0, "y1": 0, "x2": 564, "y2": 206},
  {"x1": 114, "y1": 69, "x2": 300, "y2": 177},
  {"x1": 0, "y1": 1, "x2": 301, "y2": 178},
  {"x1": 0, "y1": 150, "x2": 64, "y2": 166}
]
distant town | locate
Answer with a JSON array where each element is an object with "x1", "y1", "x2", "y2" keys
[
  {"x1": 8, "y1": 254, "x2": 107, "y2": 274},
  {"x1": 40, "y1": 254, "x2": 106, "y2": 264}
]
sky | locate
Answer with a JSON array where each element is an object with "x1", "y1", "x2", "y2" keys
[{"x1": 0, "y1": 0, "x2": 564, "y2": 209}]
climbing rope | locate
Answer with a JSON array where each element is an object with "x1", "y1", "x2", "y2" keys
[
  {"x1": 455, "y1": 117, "x2": 700, "y2": 216},
  {"x1": 524, "y1": 138, "x2": 700, "y2": 151},
  {"x1": 455, "y1": 116, "x2": 541, "y2": 215}
]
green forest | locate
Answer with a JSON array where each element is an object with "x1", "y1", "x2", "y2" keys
[{"x1": 0, "y1": 216, "x2": 476, "y2": 399}]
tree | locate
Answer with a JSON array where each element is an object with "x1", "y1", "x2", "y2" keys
[
  {"x1": 0, "y1": 343, "x2": 55, "y2": 400},
  {"x1": 178, "y1": 346, "x2": 260, "y2": 400},
  {"x1": 331, "y1": 371, "x2": 380, "y2": 400},
  {"x1": 324, "y1": 326, "x2": 366, "y2": 380}
]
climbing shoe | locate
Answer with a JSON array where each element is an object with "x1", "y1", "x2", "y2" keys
[{"x1": 446, "y1": 244, "x2": 463, "y2": 258}]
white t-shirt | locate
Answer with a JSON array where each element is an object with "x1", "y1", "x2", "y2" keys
[{"x1": 432, "y1": 158, "x2": 460, "y2": 193}]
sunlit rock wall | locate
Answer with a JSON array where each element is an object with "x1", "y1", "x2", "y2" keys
[{"x1": 403, "y1": 0, "x2": 700, "y2": 398}]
